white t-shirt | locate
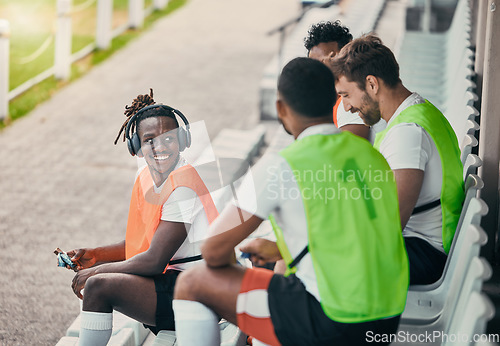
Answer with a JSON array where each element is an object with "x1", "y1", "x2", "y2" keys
[
  {"x1": 137, "y1": 157, "x2": 209, "y2": 270},
  {"x1": 336, "y1": 99, "x2": 387, "y2": 144},
  {"x1": 378, "y1": 93, "x2": 444, "y2": 252},
  {"x1": 236, "y1": 124, "x2": 342, "y2": 302}
]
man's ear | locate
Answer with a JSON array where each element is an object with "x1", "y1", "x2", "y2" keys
[
  {"x1": 276, "y1": 98, "x2": 287, "y2": 121},
  {"x1": 365, "y1": 75, "x2": 379, "y2": 95}
]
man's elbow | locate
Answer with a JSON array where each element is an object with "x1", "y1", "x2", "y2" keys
[
  {"x1": 201, "y1": 242, "x2": 229, "y2": 268},
  {"x1": 140, "y1": 252, "x2": 168, "y2": 275}
]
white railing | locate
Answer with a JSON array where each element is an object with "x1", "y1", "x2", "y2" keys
[
  {"x1": 0, "y1": 0, "x2": 171, "y2": 120},
  {"x1": 0, "y1": 19, "x2": 9, "y2": 121}
]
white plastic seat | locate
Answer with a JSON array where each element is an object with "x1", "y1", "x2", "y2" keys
[
  {"x1": 394, "y1": 256, "x2": 493, "y2": 346},
  {"x1": 443, "y1": 291, "x2": 496, "y2": 346},
  {"x1": 401, "y1": 196, "x2": 489, "y2": 324},
  {"x1": 151, "y1": 320, "x2": 246, "y2": 346},
  {"x1": 461, "y1": 135, "x2": 479, "y2": 166},
  {"x1": 152, "y1": 330, "x2": 177, "y2": 346},
  {"x1": 401, "y1": 224, "x2": 488, "y2": 325},
  {"x1": 56, "y1": 327, "x2": 136, "y2": 346},
  {"x1": 462, "y1": 153, "x2": 482, "y2": 181},
  {"x1": 457, "y1": 175, "x2": 485, "y2": 230}
]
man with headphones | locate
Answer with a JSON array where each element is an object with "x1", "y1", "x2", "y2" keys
[{"x1": 60, "y1": 90, "x2": 219, "y2": 346}]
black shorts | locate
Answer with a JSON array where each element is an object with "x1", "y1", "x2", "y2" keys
[
  {"x1": 268, "y1": 274, "x2": 401, "y2": 346},
  {"x1": 143, "y1": 269, "x2": 182, "y2": 334},
  {"x1": 404, "y1": 236, "x2": 447, "y2": 285}
]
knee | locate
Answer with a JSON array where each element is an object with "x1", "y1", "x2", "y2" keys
[
  {"x1": 83, "y1": 274, "x2": 113, "y2": 302},
  {"x1": 174, "y1": 264, "x2": 206, "y2": 300}
]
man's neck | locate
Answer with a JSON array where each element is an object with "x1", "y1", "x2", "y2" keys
[
  {"x1": 294, "y1": 119, "x2": 333, "y2": 139},
  {"x1": 379, "y1": 84, "x2": 412, "y2": 123}
]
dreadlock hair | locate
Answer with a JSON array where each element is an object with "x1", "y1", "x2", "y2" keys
[
  {"x1": 304, "y1": 20, "x2": 353, "y2": 53},
  {"x1": 114, "y1": 88, "x2": 178, "y2": 145}
]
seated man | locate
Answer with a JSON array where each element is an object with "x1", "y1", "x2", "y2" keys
[
  {"x1": 172, "y1": 58, "x2": 409, "y2": 346},
  {"x1": 328, "y1": 34, "x2": 465, "y2": 285},
  {"x1": 304, "y1": 20, "x2": 386, "y2": 142},
  {"x1": 61, "y1": 90, "x2": 218, "y2": 346}
]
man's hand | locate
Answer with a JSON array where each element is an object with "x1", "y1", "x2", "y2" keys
[
  {"x1": 71, "y1": 267, "x2": 97, "y2": 299},
  {"x1": 66, "y1": 248, "x2": 97, "y2": 271},
  {"x1": 239, "y1": 239, "x2": 282, "y2": 267}
]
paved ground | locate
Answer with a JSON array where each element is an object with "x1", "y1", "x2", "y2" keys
[{"x1": 0, "y1": 1, "x2": 298, "y2": 344}]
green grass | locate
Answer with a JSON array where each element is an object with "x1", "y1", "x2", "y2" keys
[{"x1": 1, "y1": 0, "x2": 187, "y2": 129}]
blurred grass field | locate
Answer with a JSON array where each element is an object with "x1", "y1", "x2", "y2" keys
[
  {"x1": 0, "y1": 0, "x2": 186, "y2": 127},
  {"x1": 2, "y1": 0, "x2": 144, "y2": 90}
]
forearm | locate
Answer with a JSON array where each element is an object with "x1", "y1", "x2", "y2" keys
[
  {"x1": 94, "y1": 250, "x2": 165, "y2": 277},
  {"x1": 202, "y1": 210, "x2": 263, "y2": 268},
  {"x1": 93, "y1": 240, "x2": 126, "y2": 265},
  {"x1": 92, "y1": 221, "x2": 188, "y2": 276}
]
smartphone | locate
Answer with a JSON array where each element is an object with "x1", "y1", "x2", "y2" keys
[{"x1": 54, "y1": 247, "x2": 76, "y2": 269}]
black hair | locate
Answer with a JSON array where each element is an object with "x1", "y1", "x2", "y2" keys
[
  {"x1": 114, "y1": 88, "x2": 178, "y2": 145},
  {"x1": 278, "y1": 57, "x2": 336, "y2": 118},
  {"x1": 304, "y1": 20, "x2": 353, "y2": 52}
]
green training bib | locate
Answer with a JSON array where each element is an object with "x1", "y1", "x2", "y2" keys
[
  {"x1": 374, "y1": 100, "x2": 464, "y2": 253},
  {"x1": 277, "y1": 131, "x2": 409, "y2": 323}
]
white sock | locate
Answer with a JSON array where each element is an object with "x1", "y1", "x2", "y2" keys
[
  {"x1": 252, "y1": 339, "x2": 271, "y2": 346},
  {"x1": 78, "y1": 311, "x2": 113, "y2": 346},
  {"x1": 173, "y1": 300, "x2": 220, "y2": 346}
]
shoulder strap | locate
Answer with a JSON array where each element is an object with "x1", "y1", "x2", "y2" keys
[
  {"x1": 412, "y1": 199, "x2": 441, "y2": 215},
  {"x1": 269, "y1": 214, "x2": 298, "y2": 276},
  {"x1": 169, "y1": 254, "x2": 202, "y2": 265},
  {"x1": 289, "y1": 245, "x2": 309, "y2": 268}
]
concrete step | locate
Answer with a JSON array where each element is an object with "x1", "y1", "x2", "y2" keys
[{"x1": 56, "y1": 327, "x2": 136, "y2": 346}]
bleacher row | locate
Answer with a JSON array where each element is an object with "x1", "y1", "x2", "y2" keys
[
  {"x1": 57, "y1": 0, "x2": 497, "y2": 344},
  {"x1": 397, "y1": 0, "x2": 479, "y2": 159},
  {"x1": 259, "y1": 0, "x2": 387, "y2": 120},
  {"x1": 395, "y1": 0, "x2": 498, "y2": 342}
]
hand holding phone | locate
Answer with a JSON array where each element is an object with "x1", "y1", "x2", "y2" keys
[{"x1": 54, "y1": 247, "x2": 76, "y2": 269}]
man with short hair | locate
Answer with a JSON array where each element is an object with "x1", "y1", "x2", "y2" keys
[
  {"x1": 172, "y1": 57, "x2": 409, "y2": 345},
  {"x1": 304, "y1": 20, "x2": 386, "y2": 141},
  {"x1": 328, "y1": 34, "x2": 464, "y2": 285}
]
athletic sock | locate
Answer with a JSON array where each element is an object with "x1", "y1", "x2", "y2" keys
[
  {"x1": 173, "y1": 299, "x2": 220, "y2": 346},
  {"x1": 78, "y1": 311, "x2": 113, "y2": 346}
]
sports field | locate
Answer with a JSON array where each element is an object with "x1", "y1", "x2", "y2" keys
[{"x1": 1, "y1": 0, "x2": 152, "y2": 90}]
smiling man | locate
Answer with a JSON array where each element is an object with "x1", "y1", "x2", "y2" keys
[
  {"x1": 328, "y1": 34, "x2": 464, "y2": 285},
  {"x1": 304, "y1": 21, "x2": 386, "y2": 142},
  {"x1": 60, "y1": 90, "x2": 218, "y2": 346}
]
